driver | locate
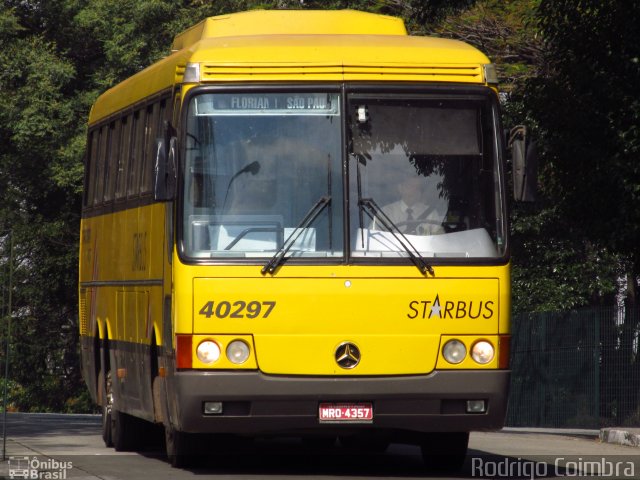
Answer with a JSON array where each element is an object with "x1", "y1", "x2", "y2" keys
[{"x1": 375, "y1": 174, "x2": 446, "y2": 235}]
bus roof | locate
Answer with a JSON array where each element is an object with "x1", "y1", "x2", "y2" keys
[
  {"x1": 89, "y1": 10, "x2": 492, "y2": 125},
  {"x1": 171, "y1": 9, "x2": 407, "y2": 50}
]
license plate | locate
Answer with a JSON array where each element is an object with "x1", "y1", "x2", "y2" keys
[{"x1": 318, "y1": 403, "x2": 374, "y2": 423}]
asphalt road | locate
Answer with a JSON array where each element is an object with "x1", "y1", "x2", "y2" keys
[{"x1": 0, "y1": 413, "x2": 638, "y2": 479}]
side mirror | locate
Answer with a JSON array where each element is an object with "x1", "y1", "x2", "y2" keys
[
  {"x1": 154, "y1": 124, "x2": 177, "y2": 202},
  {"x1": 509, "y1": 126, "x2": 538, "y2": 202}
]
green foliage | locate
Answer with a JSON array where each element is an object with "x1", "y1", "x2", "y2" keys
[
  {"x1": 533, "y1": 1, "x2": 640, "y2": 267},
  {"x1": 0, "y1": 378, "x2": 25, "y2": 412},
  {"x1": 515, "y1": 0, "x2": 640, "y2": 308},
  {"x1": 1, "y1": 1, "x2": 83, "y2": 412},
  {"x1": 435, "y1": 0, "x2": 542, "y2": 93},
  {"x1": 75, "y1": 0, "x2": 175, "y2": 88},
  {"x1": 511, "y1": 205, "x2": 622, "y2": 312}
]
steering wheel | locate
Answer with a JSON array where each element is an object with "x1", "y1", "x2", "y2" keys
[{"x1": 393, "y1": 219, "x2": 444, "y2": 235}]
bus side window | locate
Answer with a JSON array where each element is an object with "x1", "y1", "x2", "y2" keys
[
  {"x1": 115, "y1": 115, "x2": 131, "y2": 201},
  {"x1": 85, "y1": 129, "x2": 99, "y2": 207},
  {"x1": 128, "y1": 109, "x2": 144, "y2": 198},
  {"x1": 104, "y1": 121, "x2": 120, "y2": 203},
  {"x1": 161, "y1": 96, "x2": 171, "y2": 126},
  {"x1": 172, "y1": 92, "x2": 180, "y2": 128},
  {"x1": 141, "y1": 102, "x2": 159, "y2": 195},
  {"x1": 93, "y1": 125, "x2": 107, "y2": 206}
]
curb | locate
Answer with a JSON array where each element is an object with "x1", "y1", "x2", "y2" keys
[
  {"x1": 600, "y1": 428, "x2": 640, "y2": 448},
  {"x1": 502, "y1": 427, "x2": 640, "y2": 448},
  {"x1": 501, "y1": 427, "x2": 599, "y2": 437}
]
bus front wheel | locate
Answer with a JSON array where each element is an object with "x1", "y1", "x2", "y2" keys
[
  {"x1": 165, "y1": 426, "x2": 194, "y2": 467},
  {"x1": 111, "y1": 407, "x2": 144, "y2": 452}
]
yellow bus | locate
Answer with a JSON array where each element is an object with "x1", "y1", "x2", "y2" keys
[{"x1": 79, "y1": 9, "x2": 532, "y2": 470}]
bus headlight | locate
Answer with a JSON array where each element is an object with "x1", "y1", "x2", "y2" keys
[
  {"x1": 196, "y1": 340, "x2": 221, "y2": 364},
  {"x1": 442, "y1": 339, "x2": 466, "y2": 364},
  {"x1": 226, "y1": 340, "x2": 250, "y2": 365},
  {"x1": 471, "y1": 341, "x2": 495, "y2": 364}
]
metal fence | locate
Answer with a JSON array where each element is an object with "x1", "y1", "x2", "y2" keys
[{"x1": 507, "y1": 305, "x2": 640, "y2": 428}]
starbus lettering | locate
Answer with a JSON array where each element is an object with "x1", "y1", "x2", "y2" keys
[{"x1": 407, "y1": 294, "x2": 494, "y2": 320}]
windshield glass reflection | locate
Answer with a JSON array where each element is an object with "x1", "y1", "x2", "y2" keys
[
  {"x1": 349, "y1": 96, "x2": 505, "y2": 259},
  {"x1": 182, "y1": 92, "x2": 343, "y2": 259}
]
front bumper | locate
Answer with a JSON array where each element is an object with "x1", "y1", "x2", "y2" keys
[{"x1": 171, "y1": 369, "x2": 510, "y2": 435}]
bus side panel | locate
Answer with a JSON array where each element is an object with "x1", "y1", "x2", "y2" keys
[
  {"x1": 79, "y1": 202, "x2": 168, "y2": 423},
  {"x1": 79, "y1": 213, "x2": 104, "y2": 405},
  {"x1": 110, "y1": 202, "x2": 168, "y2": 422}
]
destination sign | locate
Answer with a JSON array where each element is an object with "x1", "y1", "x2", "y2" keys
[{"x1": 194, "y1": 93, "x2": 340, "y2": 116}]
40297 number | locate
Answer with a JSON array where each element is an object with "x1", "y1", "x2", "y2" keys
[{"x1": 198, "y1": 300, "x2": 276, "y2": 319}]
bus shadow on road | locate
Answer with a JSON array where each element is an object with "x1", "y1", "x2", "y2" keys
[
  {"x1": 140, "y1": 441, "x2": 624, "y2": 479},
  {"x1": 141, "y1": 438, "x2": 448, "y2": 478}
]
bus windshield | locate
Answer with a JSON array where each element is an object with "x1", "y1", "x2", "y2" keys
[
  {"x1": 348, "y1": 94, "x2": 505, "y2": 259},
  {"x1": 182, "y1": 92, "x2": 344, "y2": 259},
  {"x1": 181, "y1": 90, "x2": 505, "y2": 262}
]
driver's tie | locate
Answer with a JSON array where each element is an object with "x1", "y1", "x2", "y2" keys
[{"x1": 405, "y1": 208, "x2": 415, "y2": 234}]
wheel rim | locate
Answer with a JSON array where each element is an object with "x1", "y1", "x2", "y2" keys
[
  {"x1": 100, "y1": 370, "x2": 114, "y2": 447},
  {"x1": 104, "y1": 371, "x2": 113, "y2": 419}
]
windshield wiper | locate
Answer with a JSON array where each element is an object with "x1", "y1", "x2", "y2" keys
[
  {"x1": 355, "y1": 155, "x2": 366, "y2": 249},
  {"x1": 262, "y1": 196, "x2": 331, "y2": 275},
  {"x1": 359, "y1": 198, "x2": 434, "y2": 276}
]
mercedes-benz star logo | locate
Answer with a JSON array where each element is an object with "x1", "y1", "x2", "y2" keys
[{"x1": 335, "y1": 342, "x2": 361, "y2": 369}]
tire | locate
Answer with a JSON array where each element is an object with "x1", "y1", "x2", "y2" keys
[
  {"x1": 111, "y1": 407, "x2": 144, "y2": 452},
  {"x1": 99, "y1": 370, "x2": 113, "y2": 448},
  {"x1": 111, "y1": 409, "x2": 141, "y2": 452},
  {"x1": 420, "y1": 432, "x2": 469, "y2": 472},
  {"x1": 165, "y1": 426, "x2": 194, "y2": 467}
]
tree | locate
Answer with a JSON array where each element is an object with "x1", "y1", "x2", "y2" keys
[
  {"x1": 532, "y1": 0, "x2": 640, "y2": 305},
  {"x1": 0, "y1": 4, "x2": 83, "y2": 411},
  {"x1": 530, "y1": 0, "x2": 640, "y2": 422}
]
